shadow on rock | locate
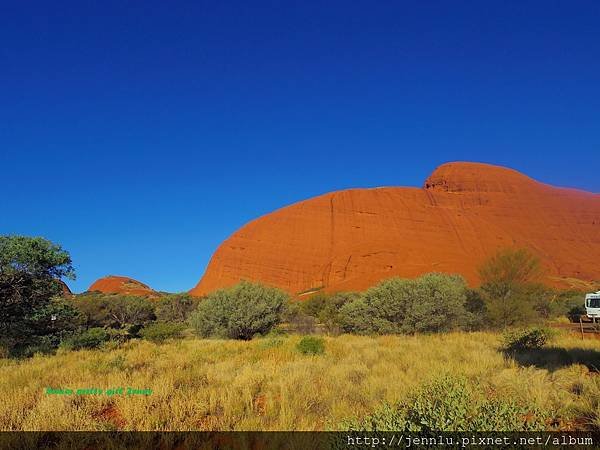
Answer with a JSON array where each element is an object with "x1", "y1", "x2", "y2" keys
[{"x1": 504, "y1": 347, "x2": 600, "y2": 372}]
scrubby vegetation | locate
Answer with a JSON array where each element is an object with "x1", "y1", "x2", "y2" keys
[
  {"x1": 73, "y1": 293, "x2": 155, "y2": 334},
  {"x1": 188, "y1": 281, "x2": 288, "y2": 339},
  {"x1": 503, "y1": 327, "x2": 552, "y2": 351},
  {"x1": 60, "y1": 328, "x2": 109, "y2": 350},
  {"x1": 0, "y1": 236, "x2": 79, "y2": 356},
  {"x1": 154, "y1": 294, "x2": 200, "y2": 323},
  {"x1": 139, "y1": 322, "x2": 186, "y2": 343},
  {"x1": 1, "y1": 332, "x2": 599, "y2": 431},
  {"x1": 296, "y1": 336, "x2": 325, "y2": 355},
  {"x1": 341, "y1": 374, "x2": 549, "y2": 431},
  {"x1": 1, "y1": 235, "x2": 597, "y2": 432},
  {"x1": 336, "y1": 273, "x2": 471, "y2": 334}
]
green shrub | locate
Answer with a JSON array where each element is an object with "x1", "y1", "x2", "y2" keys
[
  {"x1": 339, "y1": 375, "x2": 549, "y2": 431},
  {"x1": 319, "y1": 292, "x2": 361, "y2": 333},
  {"x1": 60, "y1": 328, "x2": 109, "y2": 350},
  {"x1": 567, "y1": 305, "x2": 586, "y2": 322},
  {"x1": 479, "y1": 248, "x2": 542, "y2": 299},
  {"x1": 337, "y1": 274, "x2": 469, "y2": 335},
  {"x1": 299, "y1": 293, "x2": 330, "y2": 318},
  {"x1": 503, "y1": 327, "x2": 550, "y2": 351},
  {"x1": 105, "y1": 328, "x2": 132, "y2": 344},
  {"x1": 340, "y1": 403, "x2": 407, "y2": 431},
  {"x1": 296, "y1": 336, "x2": 325, "y2": 355},
  {"x1": 155, "y1": 294, "x2": 200, "y2": 322},
  {"x1": 72, "y1": 293, "x2": 155, "y2": 330},
  {"x1": 478, "y1": 248, "x2": 549, "y2": 329},
  {"x1": 556, "y1": 292, "x2": 586, "y2": 322},
  {"x1": 140, "y1": 322, "x2": 185, "y2": 343},
  {"x1": 189, "y1": 281, "x2": 288, "y2": 340},
  {"x1": 484, "y1": 293, "x2": 539, "y2": 329}
]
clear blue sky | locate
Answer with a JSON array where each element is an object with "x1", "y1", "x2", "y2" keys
[{"x1": 1, "y1": 1, "x2": 599, "y2": 293}]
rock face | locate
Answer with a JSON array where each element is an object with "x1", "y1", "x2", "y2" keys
[
  {"x1": 88, "y1": 275, "x2": 156, "y2": 297},
  {"x1": 57, "y1": 280, "x2": 73, "y2": 297},
  {"x1": 191, "y1": 162, "x2": 600, "y2": 296}
]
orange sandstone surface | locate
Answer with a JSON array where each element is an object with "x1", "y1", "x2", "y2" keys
[
  {"x1": 191, "y1": 162, "x2": 600, "y2": 296},
  {"x1": 88, "y1": 275, "x2": 157, "y2": 297}
]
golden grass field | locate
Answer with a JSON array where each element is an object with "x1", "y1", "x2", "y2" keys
[{"x1": 1, "y1": 331, "x2": 599, "y2": 431}]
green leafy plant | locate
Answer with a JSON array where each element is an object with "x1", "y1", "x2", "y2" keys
[
  {"x1": 60, "y1": 328, "x2": 109, "y2": 350},
  {"x1": 503, "y1": 327, "x2": 551, "y2": 351},
  {"x1": 296, "y1": 336, "x2": 325, "y2": 355},
  {"x1": 337, "y1": 274, "x2": 469, "y2": 335},
  {"x1": 140, "y1": 322, "x2": 186, "y2": 343},
  {"x1": 72, "y1": 293, "x2": 155, "y2": 330},
  {"x1": 155, "y1": 294, "x2": 200, "y2": 322},
  {"x1": 0, "y1": 235, "x2": 76, "y2": 356},
  {"x1": 339, "y1": 375, "x2": 549, "y2": 432},
  {"x1": 189, "y1": 281, "x2": 288, "y2": 340}
]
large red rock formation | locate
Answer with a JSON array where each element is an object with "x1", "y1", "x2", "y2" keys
[
  {"x1": 88, "y1": 275, "x2": 157, "y2": 297},
  {"x1": 191, "y1": 162, "x2": 600, "y2": 296}
]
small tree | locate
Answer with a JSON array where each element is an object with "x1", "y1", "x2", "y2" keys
[
  {"x1": 484, "y1": 293, "x2": 539, "y2": 328},
  {"x1": 155, "y1": 294, "x2": 200, "y2": 322},
  {"x1": 478, "y1": 248, "x2": 545, "y2": 329},
  {"x1": 140, "y1": 322, "x2": 186, "y2": 343},
  {"x1": 189, "y1": 281, "x2": 288, "y2": 340},
  {"x1": 318, "y1": 292, "x2": 360, "y2": 333},
  {"x1": 479, "y1": 248, "x2": 542, "y2": 299},
  {"x1": 299, "y1": 292, "x2": 330, "y2": 318},
  {"x1": 73, "y1": 293, "x2": 155, "y2": 334}
]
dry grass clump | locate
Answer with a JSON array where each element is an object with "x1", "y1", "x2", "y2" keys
[{"x1": 0, "y1": 331, "x2": 598, "y2": 431}]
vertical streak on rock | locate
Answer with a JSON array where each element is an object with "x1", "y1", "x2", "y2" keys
[
  {"x1": 325, "y1": 194, "x2": 336, "y2": 285},
  {"x1": 343, "y1": 254, "x2": 352, "y2": 280},
  {"x1": 329, "y1": 194, "x2": 335, "y2": 252}
]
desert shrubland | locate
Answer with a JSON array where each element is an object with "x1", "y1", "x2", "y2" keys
[{"x1": 1, "y1": 331, "x2": 599, "y2": 431}]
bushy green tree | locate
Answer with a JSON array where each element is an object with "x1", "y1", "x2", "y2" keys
[
  {"x1": 140, "y1": 322, "x2": 186, "y2": 343},
  {"x1": 299, "y1": 292, "x2": 330, "y2": 318},
  {"x1": 484, "y1": 293, "x2": 538, "y2": 328},
  {"x1": 463, "y1": 288, "x2": 486, "y2": 330},
  {"x1": 555, "y1": 291, "x2": 586, "y2": 322},
  {"x1": 73, "y1": 292, "x2": 155, "y2": 334},
  {"x1": 503, "y1": 327, "x2": 551, "y2": 351},
  {"x1": 479, "y1": 248, "x2": 542, "y2": 299},
  {"x1": 294, "y1": 291, "x2": 360, "y2": 333},
  {"x1": 478, "y1": 248, "x2": 548, "y2": 328},
  {"x1": 60, "y1": 327, "x2": 109, "y2": 350},
  {"x1": 338, "y1": 273, "x2": 469, "y2": 334},
  {"x1": 155, "y1": 294, "x2": 200, "y2": 322},
  {"x1": 0, "y1": 235, "x2": 78, "y2": 354},
  {"x1": 189, "y1": 281, "x2": 288, "y2": 340}
]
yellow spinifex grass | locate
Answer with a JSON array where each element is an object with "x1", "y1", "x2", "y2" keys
[{"x1": 0, "y1": 331, "x2": 598, "y2": 431}]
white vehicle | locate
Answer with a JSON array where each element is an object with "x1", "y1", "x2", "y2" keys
[{"x1": 585, "y1": 291, "x2": 600, "y2": 321}]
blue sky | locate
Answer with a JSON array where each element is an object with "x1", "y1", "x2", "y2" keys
[{"x1": 1, "y1": 1, "x2": 599, "y2": 293}]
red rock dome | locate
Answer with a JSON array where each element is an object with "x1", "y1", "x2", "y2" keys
[
  {"x1": 191, "y1": 162, "x2": 600, "y2": 296},
  {"x1": 88, "y1": 275, "x2": 156, "y2": 297}
]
